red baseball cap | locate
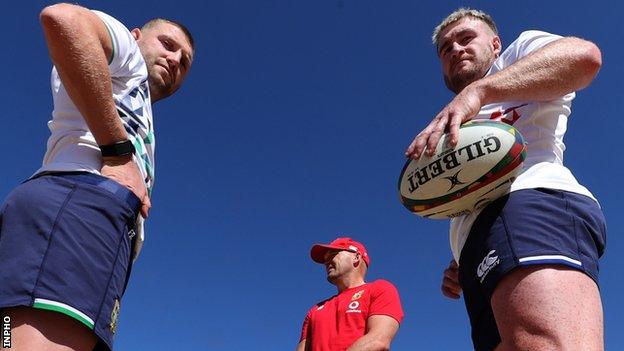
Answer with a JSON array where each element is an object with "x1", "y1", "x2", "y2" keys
[{"x1": 310, "y1": 237, "x2": 370, "y2": 266}]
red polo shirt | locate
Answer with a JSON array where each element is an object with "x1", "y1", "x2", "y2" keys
[{"x1": 299, "y1": 280, "x2": 404, "y2": 350}]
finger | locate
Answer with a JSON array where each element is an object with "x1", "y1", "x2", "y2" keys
[
  {"x1": 405, "y1": 136, "x2": 419, "y2": 158},
  {"x1": 141, "y1": 194, "x2": 151, "y2": 218},
  {"x1": 442, "y1": 289, "x2": 461, "y2": 299},
  {"x1": 441, "y1": 285, "x2": 461, "y2": 299},
  {"x1": 443, "y1": 291, "x2": 461, "y2": 299},
  {"x1": 442, "y1": 275, "x2": 461, "y2": 291},
  {"x1": 447, "y1": 115, "x2": 463, "y2": 147},
  {"x1": 406, "y1": 127, "x2": 433, "y2": 159},
  {"x1": 405, "y1": 139, "x2": 416, "y2": 158},
  {"x1": 141, "y1": 204, "x2": 149, "y2": 219},
  {"x1": 449, "y1": 259, "x2": 458, "y2": 269},
  {"x1": 406, "y1": 135, "x2": 426, "y2": 159},
  {"x1": 442, "y1": 270, "x2": 460, "y2": 284},
  {"x1": 443, "y1": 269, "x2": 459, "y2": 282},
  {"x1": 442, "y1": 280, "x2": 462, "y2": 297},
  {"x1": 426, "y1": 117, "x2": 448, "y2": 156}
]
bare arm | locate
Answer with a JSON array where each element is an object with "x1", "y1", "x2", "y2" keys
[
  {"x1": 478, "y1": 36, "x2": 601, "y2": 104},
  {"x1": 406, "y1": 36, "x2": 602, "y2": 159},
  {"x1": 346, "y1": 315, "x2": 400, "y2": 351},
  {"x1": 295, "y1": 339, "x2": 308, "y2": 351},
  {"x1": 40, "y1": 3, "x2": 150, "y2": 216}
]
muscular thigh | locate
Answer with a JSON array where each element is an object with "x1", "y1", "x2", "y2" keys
[
  {"x1": 3, "y1": 306, "x2": 97, "y2": 351},
  {"x1": 491, "y1": 265, "x2": 603, "y2": 351},
  {"x1": 458, "y1": 188, "x2": 606, "y2": 351}
]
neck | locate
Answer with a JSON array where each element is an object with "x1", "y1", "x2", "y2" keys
[{"x1": 335, "y1": 275, "x2": 366, "y2": 293}]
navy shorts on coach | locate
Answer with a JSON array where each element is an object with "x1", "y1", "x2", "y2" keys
[
  {"x1": 458, "y1": 188, "x2": 607, "y2": 351},
  {"x1": 0, "y1": 172, "x2": 140, "y2": 351}
]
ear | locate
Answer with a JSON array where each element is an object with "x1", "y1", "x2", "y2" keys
[
  {"x1": 353, "y1": 253, "x2": 361, "y2": 267},
  {"x1": 492, "y1": 36, "x2": 502, "y2": 58},
  {"x1": 131, "y1": 28, "x2": 142, "y2": 41}
]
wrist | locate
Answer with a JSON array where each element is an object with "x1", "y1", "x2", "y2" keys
[
  {"x1": 469, "y1": 78, "x2": 494, "y2": 106},
  {"x1": 99, "y1": 139, "x2": 135, "y2": 158}
]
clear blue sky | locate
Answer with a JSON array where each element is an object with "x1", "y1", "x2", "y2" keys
[{"x1": 2, "y1": 1, "x2": 622, "y2": 350}]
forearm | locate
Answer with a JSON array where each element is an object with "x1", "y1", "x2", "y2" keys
[
  {"x1": 40, "y1": 4, "x2": 126, "y2": 146},
  {"x1": 347, "y1": 333, "x2": 390, "y2": 351},
  {"x1": 472, "y1": 37, "x2": 601, "y2": 106}
]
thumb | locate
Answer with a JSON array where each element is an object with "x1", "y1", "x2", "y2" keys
[{"x1": 141, "y1": 194, "x2": 151, "y2": 218}]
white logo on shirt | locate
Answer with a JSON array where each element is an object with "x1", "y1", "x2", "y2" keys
[{"x1": 346, "y1": 301, "x2": 361, "y2": 313}]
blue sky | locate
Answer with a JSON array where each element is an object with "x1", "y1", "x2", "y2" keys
[{"x1": 2, "y1": 1, "x2": 623, "y2": 350}]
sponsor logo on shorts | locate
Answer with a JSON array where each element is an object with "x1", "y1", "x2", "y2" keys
[
  {"x1": 110, "y1": 299, "x2": 121, "y2": 334},
  {"x1": 477, "y1": 250, "x2": 500, "y2": 283}
]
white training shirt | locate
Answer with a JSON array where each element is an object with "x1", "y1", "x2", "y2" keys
[
  {"x1": 449, "y1": 30, "x2": 597, "y2": 262},
  {"x1": 36, "y1": 11, "x2": 154, "y2": 258}
]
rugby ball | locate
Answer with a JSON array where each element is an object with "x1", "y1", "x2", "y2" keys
[{"x1": 398, "y1": 120, "x2": 526, "y2": 219}]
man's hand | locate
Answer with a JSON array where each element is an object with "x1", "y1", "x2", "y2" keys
[
  {"x1": 442, "y1": 259, "x2": 462, "y2": 299},
  {"x1": 405, "y1": 83, "x2": 484, "y2": 160},
  {"x1": 101, "y1": 155, "x2": 151, "y2": 218}
]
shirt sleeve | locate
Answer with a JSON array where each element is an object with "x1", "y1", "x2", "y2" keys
[
  {"x1": 91, "y1": 10, "x2": 142, "y2": 77},
  {"x1": 368, "y1": 280, "x2": 404, "y2": 323},
  {"x1": 299, "y1": 309, "x2": 312, "y2": 342},
  {"x1": 502, "y1": 30, "x2": 563, "y2": 63}
]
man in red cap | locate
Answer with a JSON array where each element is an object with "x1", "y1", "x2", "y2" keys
[{"x1": 296, "y1": 237, "x2": 404, "y2": 351}]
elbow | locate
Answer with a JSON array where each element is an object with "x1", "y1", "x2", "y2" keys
[
  {"x1": 573, "y1": 38, "x2": 602, "y2": 86},
  {"x1": 40, "y1": 3, "x2": 82, "y2": 31},
  {"x1": 582, "y1": 40, "x2": 602, "y2": 75},
  {"x1": 40, "y1": 4, "x2": 67, "y2": 26}
]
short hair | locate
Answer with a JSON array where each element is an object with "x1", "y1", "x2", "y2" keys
[
  {"x1": 431, "y1": 8, "x2": 498, "y2": 47},
  {"x1": 142, "y1": 18, "x2": 195, "y2": 51}
]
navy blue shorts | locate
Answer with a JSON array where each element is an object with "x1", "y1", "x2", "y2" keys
[
  {"x1": 0, "y1": 172, "x2": 140, "y2": 351},
  {"x1": 458, "y1": 188, "x2": 607, "y2": 351}
]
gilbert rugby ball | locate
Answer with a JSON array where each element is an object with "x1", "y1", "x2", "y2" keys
[{"x1": 398, "y1": 120, "x2": 526, "y2": 219}]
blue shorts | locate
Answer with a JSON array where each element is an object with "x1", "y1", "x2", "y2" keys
[
  {"x1": 0, "y1": 172, "x2": 140, "y2": 351},
  {"x1": 458, "y1": 188, "x2": 606, "y2": 351}
]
